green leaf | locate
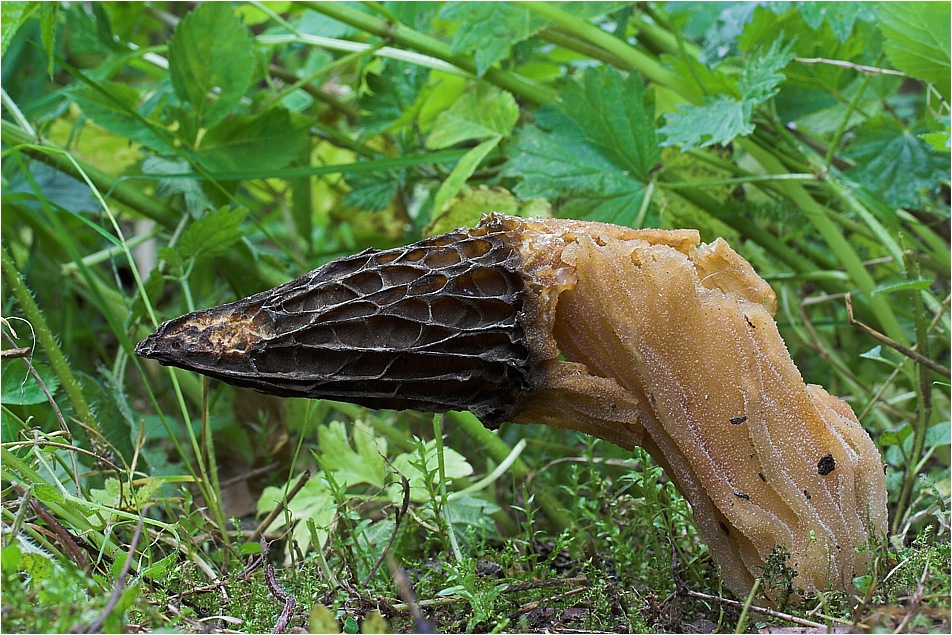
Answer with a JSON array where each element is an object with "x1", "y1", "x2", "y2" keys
[
  {"x1": 444, "y1": 494, "x2": 500, "y2": 537},
  {"x1": 879, "y1": 2, "x2": 951, "y2": 101},
  {"x1": 846, "y1": 116, "x2": 947, "y2": 208},
  {"x1": 342, "y1": 170, "x2": 402, "y2": 213},
  {"x1": 72, "y1": 82, "x2": 175, "y2": 153},
  {"x1": 310, "y1": 605, "x2": 341, "y2": 635},
  {"x1": 142, "y1": 156, "x2": 212, "y2": 214},
  {"x1": 258, "y1": 474, "x2": 335, "y2": 555},
  {"x1": 359, "y1": 60, "x2": 430, "y2": 134},
  {"x1": 797, "y1": 2, "x2": 870, "y2": 43},
  {"x1": 661, "y1": 39, "x2": 793, "y2": 150},
  {"x1": 179, "y1": 206, "x2": 248, "y2": 264},
  {"x1": 504, "y1": 67, "x2": 658, "y2": 225},
  {"x1": 315, "y1": 420, "x2": 387, "y2": 489},
  {"x1": 168, "y1": 2, "x2": 255, "y2": 128},
  {"x1": 921, "y1": 116, "x2": 950, "y2": 151},
  {"x1": 925, "y1": 421, "x2": 951, "y2": 449},
  {"x1": 425, "y1": 185, "x2": 549, "y2": 237},
  {"x1": 426, "y1": 84, "x2": 519, "y2": 149},
  {"x1": 440, "y1": 2, "x2": 548, "y2": 76},
  {"x1": 391, "y1": 440, "x2": 473, "y2": 503},
  {"x1": 38, "y1": 2, "x2": 58, "y2": 77},
  {"x1": 1, "y1": 2, "x2": 40, "y2": 57},
  {"x1": 0, "y1": 362, "x2": 59, "y2": 405},
  {"x1": 197, "y1": 109, "x2": 309, "y2": 173},
  {"x1": 431, "y1": 138, "x2": 500, "y2": 215},
  {"x1": 32, "y1": 483, "x2": 63, "y2": 505},
  {"x1": 661, "y1": 96, "x2": 753, "y2": 151}
]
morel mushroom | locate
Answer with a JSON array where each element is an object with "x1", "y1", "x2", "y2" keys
[{"x1": 136, "y1": 213, "x2": 887, "y2": 597}]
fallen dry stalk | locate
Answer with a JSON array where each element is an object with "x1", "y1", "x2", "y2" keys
[{"x1": 137, "y1": 214, "x2": 888, "y2": 598}]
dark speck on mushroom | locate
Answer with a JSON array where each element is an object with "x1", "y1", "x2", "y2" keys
[{"x1": 817, "y1": 454, "x2": 836, "y2": 476}]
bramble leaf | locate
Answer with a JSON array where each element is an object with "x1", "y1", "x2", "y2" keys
[
  {"x1": 1, "y1": 2, "x2": 39, "y2": 56},
  {"x1": 197, "y1": 109, "x2": 309, "y2": 173},
  {"x1": 72, "y1": 82, "x2": 175, "y2": 153},
  {"x1": 168, "y1": 2, "x2": 255, "y2": 129},
  {"x1": 505, "y1": 67, "x2": 658, "y2": 225},
  {"x1": 661, "y1": 39, "x2": 793, "y2": 150},
  {"x1": 359, "y1": 61, "x2": 430, "y2": 134},
  {"x1": 439, "y1": 2, "x2": 547, "y2": 76},
  {"x1": 846, "y1": 116, "x2": 947, "y2": 208},
  {"x1": 342, "y1": 170, "x2": 403, "y2": 213},
  {"x1": 879, "y1": 2, "x2": 951, "y2": 101},
  {"x1": 179, "y1": 206, "x2": 248, "y2": 264}
]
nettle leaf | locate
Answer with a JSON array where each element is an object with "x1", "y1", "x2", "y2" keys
[
  {"x1": 846, "y1": 116, "x2": 947, "y2": 208},
  {"x1": 439, "y1": 2, "x2": 548, "y2": 76},
  {"x1": 168, "y1": 2, "x2": 255, "y2": 129},
  {"x1": 315, "y1": 420, "x2": 387, "y2": 489},
  {"x1": 879, "y1": 2, "x2": 951, "y2": 101},
  {"x1": 505, "y1": 67, "x2": 659, "y2": 225},
  {"x1": 179, "y1": 206, "x2": 248, "y2": 264},
  {"x1": 797, "y1": 2, "x2": 873, "y2": 43},
  {"x1": 0, "y1": 362, "x2": 59, "y2": 406},
  {"x1": 197, "y1": 109, "x2": 309, "y2": 173},
  {"x1": 1, "y1": 2, "x2": 39, "y2": 57},
  {"x1": 666, "y1": 2, "x2": 760, "y2": 64},
  {"x1": 72, "y1": 82, "x2": 174, "y2": 153},
  {"x1": 661, "y1": 39, "x2": 793, "y2": 150},
  {"x1": 342, "y1": 169, "x2": 403, "y2": 212},
  {"x1": 427, "y1": 84, "x2": 519, "y2": 149},
  {"x1": 359, "y1": 61, "x2": 430, "y2": 135}
]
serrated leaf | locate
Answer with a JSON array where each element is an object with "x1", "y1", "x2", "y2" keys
[
  {"x1": 38, "y1": 2, "x2": 58, "y2": 76},
  {"x1": 1, "y1": 2, "x2": 40, "y2": 57},
  {"x1": 661, "y1": 96, "x2": 752, "y2": 150},
  {"x1": 440, "y1": 2, "x2": 548, "y2": 76},
  {"x1": 168, "y1": 2, "x2": 255, "y2": 128},
  {"x1": 879, "y1": 2, "x2": 951, "y2": 101},
  {"x1": 360, "y1": 61, "x2": 430, "y2": 135},
  {"x1": 662, "y1": 40, "x2": 792, "y2": 151},
  {"x1": 342, "y1": 169, "x2": 402, "y2": 213},
  {"x1": 315, "y1": 420, "x2": 387, "y2": 489},
  {"x1": 72, "y1": 82, "x2": 175, "y2": 153},
  {"x1": 504, "y1": 67, "x2": 658, "y2": 225},
  {"x1": 797, "y1": 2, "x2": 869, "y2": 43},
  {"x1": 426, "y1": 84, "x2": 518, "y2": 149},
  {"x1": 179, "y1": 206, "x2": 247, "y2": 264},
  {"x1": 846, "y1": 116, "x2": 947, "y2": 208},
  {"x1": 1, "y1": 362, "x2": 59, "y2": 405},
  {"x1": 197, "y1": 109, "x2": 309, "y2": 173},
  {"x1": 739, "y1": 39, "x2": 795, "y2": 102}
]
